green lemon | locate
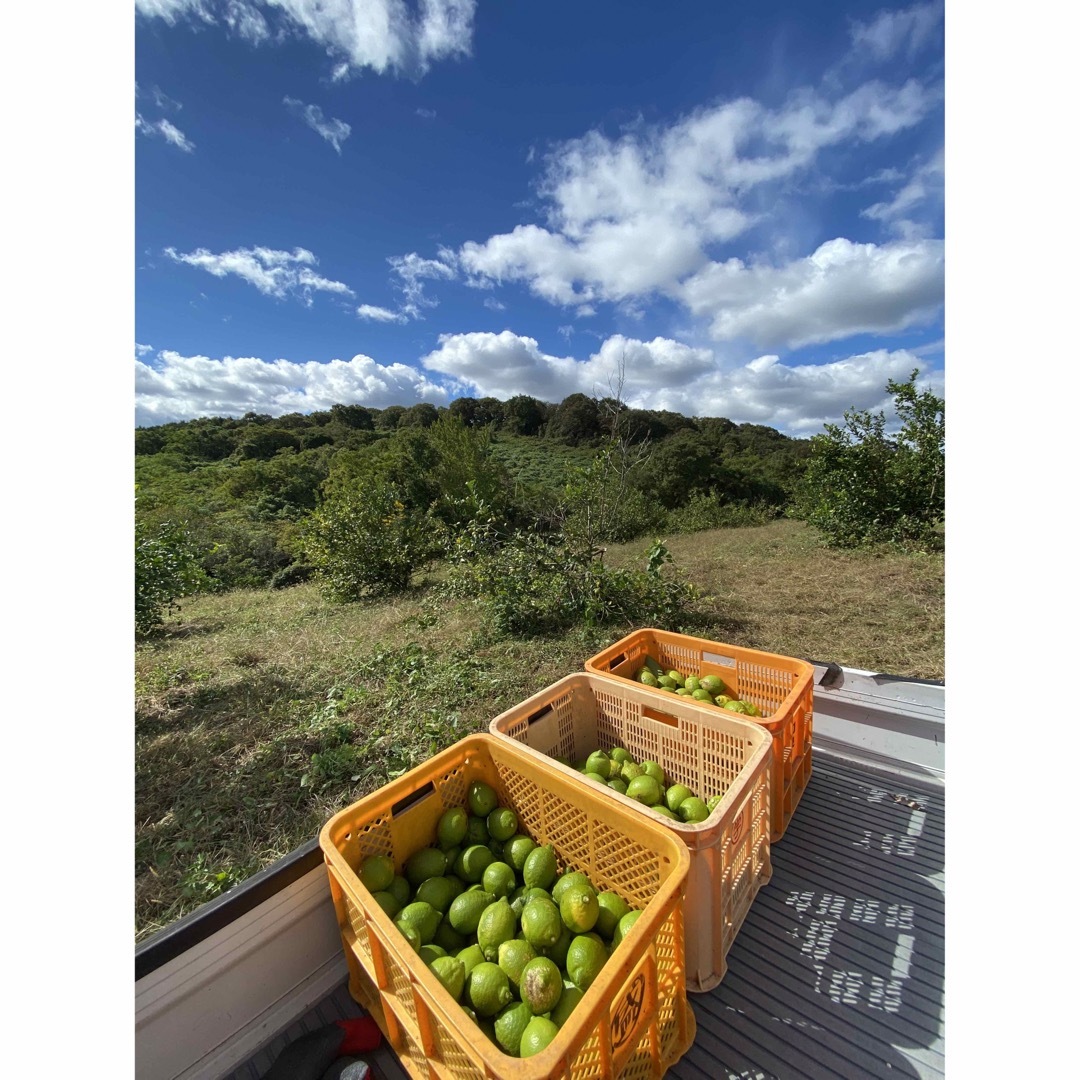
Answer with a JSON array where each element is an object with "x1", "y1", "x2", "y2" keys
[
  {"x1": 481, "y1": 860, "x2": 517, "y2": 899},
  {"x1": 466, "y1": 815, "x2": 490, "y2": 846},
  {"x1": 478, "y1": 897, "x2": 518, "y2": 962},
  {"x1": 638, "y1": 670, "x2": 659, "y2": 687},
  {"x1": 436, "y1": 806, "x2": 469, "y2": 850},
  {"x1": 358, "y1": 854, "x2": 395, "y2": 894},
  {"x1": 415, "y1": 876, "x2": 457, "y2": 913},
  {"x1": 640, "y1": 760, "x2": 665, "y2": 785},
  {"x1": 678, "y1": 796, "x2": 710, "y2": 823},
  {"x1": 419, "y1": 943, "x2": 447, "y2": 965},
  {"x1": 656, "y1": 675, "x2": 677, "y2": 689},
  {"x1": 523, "y1": 844, "x2": 558, "y2": 890},
  {"x1": 428, "y1": 954, "x2": 466, "y2": 1001},
  {"x1": 459, "y1": 844, "x2": 496, "y2": 884},
  {"x1": 666, "y1": 669, "x2": 686, "y2": 687},
  {"x1": 552, "y1": 871, "x2": 591, "y2": 905},
  {"x1": 559, "y1": 884, "x2": 599, "y2": 935},
  {"x1": 699, "y1": 675, "x2": 728, "y2": 697},
  {"x1": 620, "y1": 761, "x2": 644, "y2": 782},
  {"x1": 387, "y1": 875, "x2": 411, "y2": 908},
  {"x1": 566, "y1": 934, "x2": 608, "y2": 992},
  {"x1": 607, "y1": 778, "x2": 628, "y2": 795},
  {"x1": 448, "y1": 889, "x2": 496, "y2": 935},
  {"x1": 505, "y1": 834, "x2": 536, "y2": 873},
  {"x1": 651, "y1": 804, "x2": 678, "y2": 819},
  {"x1": 395, "y1": 900, "x2": 442, "y2": 945},
  {"x1": 612, "y1": 909, "x2": 643, "y2": 948},
  {"x1": 551, "y1": 981, "x2": 586, "y2": 1027},
  {"x1": 706, "y1": 793, "x2": 724, "y2": 812},
  {"x1": 583, "y1": 770, "x2": 608, "y2": 786},
  {"x1": 396, "y1": 921, "x2": 422, "y2": 954},
  {"x1": 664, "y1": 783, "x2": 694, "y2": 813},
  {"x1": 455, "y1": 943, "x2": 486, "y2": 974},
  {"x1": 487, "y1": 806, "x2": 519, "y2": 842},
  {"x1": 594, "y1": 892, "x2": 631, "y2": 941},
  {"x1": 494, "y1": 1000, "x2": 533, "y2": 1057},
  {"x1": 519, "y1": 1015, "x2": 560, "y2": 1058},
  {"x1": 625, "y1": 774, "x2": 661, "y2": 806},
  {"x1": 404, "y1": 847, "x2": 447, "y2": 888},
  {"x1": 684, "y1": 676, "x2": 701, "y2": 693},
  {"x1": 585, "y1": 750, "x2": 611, "y2": 778},
  {"x1": 497, "y1": 938, "x2": 537, "y2": 995},
  {"x1": 371, "y1": 891, "x2": 401, "y2": 919},
  {"x1": 519, "y1": 956, "x2": 563, "y2": 1015},
  {"x1": 520, "y1": 897, "x2": 563, "y2": 949},
  {"x1": 432, "y1": 919, "x2": 467, "y2": 953},
  {"x1": 676, "y1": 687, "x2": 693, "y2": 695},
  {"x1": 609, "y1": 747, "x2": 633, "y2": 763},
  {"x1": 540, "y1": 922, "x2": 574, "y2": 969},
  {"x1": 466, "y1": 961, "x2": 513, "y2": 1017},
  {"x1": 468, "y1": 781, "x2": 499, "y2": 818}
]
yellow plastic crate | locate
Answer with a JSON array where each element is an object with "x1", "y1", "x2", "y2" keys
[
  {"x1": 320, "y1": 733, "x2": 695, "y2": 1080},
  {"x1": 585, "y1": 629, "x2": 814, "y2": 842},
  {"x1": 489, "y1": 673, "x2": 772, "y2": 992}
]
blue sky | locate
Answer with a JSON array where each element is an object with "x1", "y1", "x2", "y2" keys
[{"x1": 134, "y1": 1, "x2": 945, "y2": 434}]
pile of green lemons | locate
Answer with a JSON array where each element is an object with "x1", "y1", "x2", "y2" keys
[
  {"x1": 636, "y1": 660, "x2": 764, "y2": 716},
  {"x1": 572, "y1": 747, "x2": 723, "y2": 824},
  {"x1": 356, "y1": 779, "x2": 642, "y2": 1059}
]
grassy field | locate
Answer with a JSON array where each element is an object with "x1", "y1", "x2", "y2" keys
[{"x1": 134, "y1": 518, "x2": 943, "y2": 941}]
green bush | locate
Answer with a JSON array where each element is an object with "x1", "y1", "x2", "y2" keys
[
  {"x1": 445, "y1": 523, "x2": 694, "y2": 636},
  {"x1": 666, "y1": 493, "x2": 778, "y2": 533},
  {"x1": 135, "y1": 514, "x2": 206, "y2": 636},
  {"x1": 796, "y1": 371, "x2": 944, "y2": 550},
  {"x1": 301, "y1": 478, "x2": 439, "y2": 601}
]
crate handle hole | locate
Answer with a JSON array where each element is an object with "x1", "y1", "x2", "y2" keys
[
  {"x1": 527, "y1": 704, "x2": 554, "y2": 726},
  {"x1": 642, "y1": 705, "x2": 679, "y2": 728},
  {"x1": 391, "y1": 781, "x2": 436, "y2": 818}
]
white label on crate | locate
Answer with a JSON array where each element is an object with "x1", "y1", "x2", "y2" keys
[{"x1": 702, "y1": 651, "x2": 737, "y2": 668}]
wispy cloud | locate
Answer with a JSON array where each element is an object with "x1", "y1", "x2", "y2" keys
[
  {"x1": 388, "y1": 252, "x2": 457, "y2": 319},
  {"x1": 861, "y1": 148, "x2": 944, "y2": 237},
  {"x1": 136, "y1": 113, "x2": 196, "y2": 152},
  {"x1": 416, "y1": 107, "x2": 437, "y2": 119},
  {"x1": 163, "y1": 245, "x2": 354, "y2": 305},
  {"x1": 135, "y1": 0, "x2": 478, "y2": 79},
  {"x1": 283, "y1": 97, "x2": 351, "y2": 153},
  {"x1": 357, "y1": 303, "x2": 407, "y2": 323},
  {"x1": 849, "y1": 1, "x2": 944, "y2": 61}
]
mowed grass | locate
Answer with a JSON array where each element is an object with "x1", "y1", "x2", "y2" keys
[{"x1": 134, "y1": 518, "x2": 942, "y2": 941}]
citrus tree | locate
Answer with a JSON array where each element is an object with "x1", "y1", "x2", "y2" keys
[{"x1": 797, "y1": 371, "x2": 944, "y2": 549}]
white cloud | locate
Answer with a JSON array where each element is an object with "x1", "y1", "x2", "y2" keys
[
  {"x1": 388, "y1": 251, "x2": 457, "y2": 318},
  {"x1": 850, "y1": 2, "x2": 944, "y2": 61},
  {"x1": 163, "y1": 245, "x2": 354, "y2": 304},
  {"x1": 416, "y1": 107, "x2": 437, "y2": 119},
  {"x1": 135, "y1": 1, "x2": 477, "y2": 78},
  {"x1": 679, "y1": 237, "x2": 943, "y2": 349},
  {"x1": 357, "y1": 303, "x2": 407, "y2": 323},
  {"x1": 136, "y1": 113, "x2": 196, "y2": 152},
  {"x1": 457, "y1": 78, "x2": 940, "y2": 325},
  {"x1": 136, "y1": 342, "x2": 154, "y2": 357},
  {"x1": 862, "y1": 147, "x2": 944, "y2": 236},
  {"x1": 135, "y1": 349, "x2": 449, "y2": 426},
  {"x1": 482, "y1": 296, "x2": 506, "y2": 312},
  {"x1": 421, "y1": 329, "x2": 939, "y2": 431},
  {"x1": 283, "y1": 97, "x2": 351, "y2": 153}
]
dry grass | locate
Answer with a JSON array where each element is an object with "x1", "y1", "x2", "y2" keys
[{"x1": 135, "y1": 518, "x2": 943, "y2": 941}]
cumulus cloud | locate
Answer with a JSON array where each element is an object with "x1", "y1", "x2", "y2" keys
[
  {"x1": 163, "y1": 245, "x2": 354, "y2": 305},
  {"x1": 283, "y1": 97, "x2": 351, "y2": 153},
  {"x1": 420, "y1": 329, "x2": 938, "y2": 431},
  {"x1": 135, "y1": 349, "x2": 449, "y2": 426},
  {"x1": 136, "y1": 114, "x2": 195, "y2": 152},
  {"x1": 849, "y1": 1, "x2": 944, "y2": 61},
  {"x1": 679, "y1": 237, "x2": 944, "y2": 349},
  {"x1": 135, "y1": 0, "x2": 477, "y2": 78},
  {"x1": 456, "y1": 77, "x2": 941, "y2": 335}
]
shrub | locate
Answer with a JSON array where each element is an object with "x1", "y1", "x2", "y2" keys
[
  {"x1": 796, "y1": 371, "x2": 944, "y2": 550},
  {"x1": 666, "y1": 493, "x2": 778, "y2": 533},
  {"x1": 135, "y1": 514, "x2": 206, "y2": 636},
  {"x1": 301, "y1": 477, "x2": 439, "y2": 601},
  {"x1": 269, "y1": 562, "x2": 315, "y2": 589}
]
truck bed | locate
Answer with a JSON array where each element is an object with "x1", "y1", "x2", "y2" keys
[{"x1": 224, "y1": 752, "x2": 944, "y2": 1080}]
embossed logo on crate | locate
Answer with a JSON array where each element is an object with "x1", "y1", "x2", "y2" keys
[
  {"x1": 730, "y1": 805, "x2": 746, "y2": 845},
  {"x1": 611, "y1": 972, "x2": 645, "y2": 1050}
]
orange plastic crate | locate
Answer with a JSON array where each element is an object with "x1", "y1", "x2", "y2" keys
[
  {"x1": 585, "y1": 629, "x2": 814, "y2": 842},
  {"x1": 319, "y1": 733, "x2": 695, "y2": 1080},
  {"x1": 489, "y1": 673, "x2": 772, "y2": 993}
]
